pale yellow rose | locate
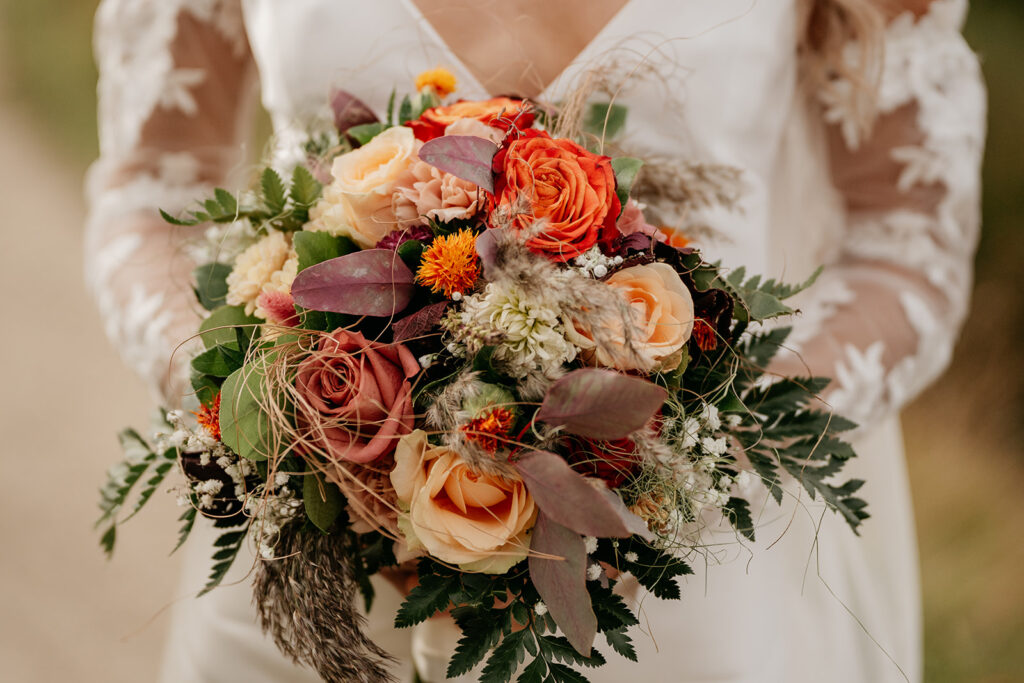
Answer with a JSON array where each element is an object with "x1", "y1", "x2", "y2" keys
[
  {"x1": 308, "y1": 126, "x2": 419, "y2": 248},
  {"x1": 579, "y1": 262, "x2": 694, "y2": 372},
  {"x1": 391, "y1": 430, "x2": 536, "y2": 573}
]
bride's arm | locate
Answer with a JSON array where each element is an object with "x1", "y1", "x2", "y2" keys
[
  {"x1": 777, "y1": 0, "x2": 985, "y2": 425},
  {"x1": 85, "y1": 0, "x2": 256, "y2": 402}
]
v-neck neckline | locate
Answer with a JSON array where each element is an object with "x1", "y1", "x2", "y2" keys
[{"x1": 398, "y1": 0, "x2": 635, "y2": 99}]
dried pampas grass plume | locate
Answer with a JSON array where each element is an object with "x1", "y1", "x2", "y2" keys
[{"x1": 253, "y1": 523, "x2": 397, "y2": 683}]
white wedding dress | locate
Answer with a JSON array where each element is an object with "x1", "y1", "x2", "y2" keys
[{"x1": 85, "y1": 1, "x2": 985, "y2": 681}]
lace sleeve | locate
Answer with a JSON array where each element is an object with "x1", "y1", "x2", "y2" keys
[
  {"x1": 777, "y1": 0, "x2": 985, "y2": 426},
  {"x1": 85, "y1": 0, "x2": 255, "y2": 402}
]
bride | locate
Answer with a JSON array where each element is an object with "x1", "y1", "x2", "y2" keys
[{"x1": 85, "y1": 0, "x2": 984, "y2": 681}]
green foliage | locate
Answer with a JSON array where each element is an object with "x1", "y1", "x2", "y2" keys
[
  {"x1": 730, "y1": 357, "x2": 869, "y2": 532},
  {"x1": 190, "y1": 342, "x2": 244, "y2": 378},
  {"x1": 219, "y1": 364, "x2": 274, "y2": 462},
  {"x1": 293, "y1": 230, "x2": 358, "y2": 272},
  {"x1": 302, "y1": 469, "x2": 344, "y2": 532},
  {"x1": 347, "y1": 122, "x2": 387, "y2": 145},
  {"x1": 198, "y1": 305, "x2": 260, "y2": 348},
  {"x1": 610, "y1": 157, "x2": 643, "y2": 213},
  {"x1": 192, "y1": 262, "x2": 232, "y2": 310},
  {"x1": 197, "y1": 527, "x2": 248, "y2": 596},
  {"x1": 395, "y1": 569, "x2": 459, "y2": 628},
  {"x1": 97, "y1": 422, "x2": 178, "y2": 557},
  {"x1": 400, "y1": 558, "x2": 643, "y2": 683},
  {"x1": 583, "y1": 102, "x2": 628, "y2": 143},
  {"x1": 715, "y1": 265, "x2": 823, "y2": 323},
  {"x1": 160, "y1": 166, "x2": 322, "y2": 233}
]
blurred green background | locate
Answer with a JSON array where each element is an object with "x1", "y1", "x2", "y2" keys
[{"x1": 0, "y1": 1, "x2": 1020, "y2": 681}]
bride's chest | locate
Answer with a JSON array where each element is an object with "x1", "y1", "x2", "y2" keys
[{"x1": 242, "y1": 0, "x2": 801, "y2": 160}]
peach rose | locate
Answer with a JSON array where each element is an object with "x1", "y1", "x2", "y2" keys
[
  {"x1": 492, "y1": 130, "x2": 621, "y2": 262},
  {"x1": 580, "y1": 262, "x2": 695, "y2": 371},
  {"x1": 392, "y1": 157, "x2": 482, "y2": 225},
  {"x1": 406, "y1": 97, "x2": 533, "y2": 142},
  {"x1": 391, "y1": 430, "x2": 537, "y2": 573},
  {"x1": 295, "y1": 329, "x2": 420, "y2": 464},
  {"x1": 308, "y1": 126, "x2": 419, "y2": 248}
]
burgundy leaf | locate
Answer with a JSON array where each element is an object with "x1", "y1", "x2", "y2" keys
[
  {"x1": 619, "y1": 232, "x2": 653, "y2": 253},
  {"x1": 514, "y1": 451, "x2": 645, "y2": 539},
  {"x1": 330, "y1": 89, "x2": 378, "y2": 133},
  {"x1": 536, "y1": 368, "x2": 667, "y2": 440},
  {"x1": 291, "y1": 249, "x2": 414, "y2": 317},
  {"x1": 528, "y1": 514, "x2": 597, "y2": 657},
  {"x1": 418, "y1": 135, "x2": 497, "y2": 193},
  {"x1": 391, "y1": 301, "x2": 449, "y2": 342},
  {"x1": 474, "y1": 227, "x2": 504, "y2": 279}
]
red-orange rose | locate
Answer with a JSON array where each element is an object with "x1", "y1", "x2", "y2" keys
[
  {"x1": 491, "y1": 130, "x2": 621, "y2": 262},
  {"x1": 406, "y1": 97, "x2": 533, "y2": 142},
  {"x1": 295, "y1": 329, "x2": 420, "y2": 464},
  {"x1": 565, "y1": 436, "x2": 640, "y2": 489}
]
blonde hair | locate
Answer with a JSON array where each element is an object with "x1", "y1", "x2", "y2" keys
[{"x1": 802, "y1": 0, "x2": 891, "y2": 133}]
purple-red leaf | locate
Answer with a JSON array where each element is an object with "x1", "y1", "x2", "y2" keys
[
  {"x1": 514, "y1": 450, "x2": 647, "y2": 539},
  {"x1": 536, "y1": 369, "x2": 667, "y2": 440},
  {"x1": 291, "y1": 249, "x2": 414, "y2": 317},
  {"x1": 330, "y1": 89, "x2": 378, "y2": 133},
  {"x1": 528, "y1": 514, "x2": 597, "y2": 657},
  {"x1": 418, "y1": 135, "x2": 497, "y2": 193},
  {"x1": 474, "y1": 227, "x2": 504, "y2": 279},
  {"x1": 391, "y1": 301, "x2": 449, "y2": 342}
]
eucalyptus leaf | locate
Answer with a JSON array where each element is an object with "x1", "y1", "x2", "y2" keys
[
  {"x1": 610, "y1": 157, "x2": 643, "y2": 212},
  {"x1": 293, "y1": 230, "x2": 358, "y2": 272},
  {"x1": 303, "y1": 469, "x2": 343, "y2": 532},
  {"x1": 219, "y1": 364, "x2": 272, "y2": 461},
  {"x1": 192, "y1": 262, "x2": 232, "y2": 311},
  {"x1": 199, "y1": 305, "x2": 260, "y2": 349}
]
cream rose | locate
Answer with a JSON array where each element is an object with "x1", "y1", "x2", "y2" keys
[
  {"x1": 391, "y1": 430, "x2": 536, "y2": 573},
  {"x1": 581, "y1": 262, "x2": 695, "y2": 371},
  {"x1": 308, "y1": 126, "x2": 419, "y2": 248}
]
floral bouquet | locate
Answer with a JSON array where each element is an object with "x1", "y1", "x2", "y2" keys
[{"x1": 98, "y1": 70, "x2": 868, "y2": 683}]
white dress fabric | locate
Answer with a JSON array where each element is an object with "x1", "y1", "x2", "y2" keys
[{"x1": 85, "y1": 1, "x2": 986, "y2": 681}]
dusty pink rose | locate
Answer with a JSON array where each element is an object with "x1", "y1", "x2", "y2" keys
[
  {"x1": 295, "y1": 329, "x2": 420, "y2": 464},
  {"x1": 616, "y1": 199, "x2": 668, "y2": 242}
]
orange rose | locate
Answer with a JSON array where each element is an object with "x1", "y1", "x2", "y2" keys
[
  {"x1": 577, "y1": 262, "x2": 694, "y2": 371},
  {"x1": 492, "y1": 130, "x2": 621, "y2": 262},
  {"x1": 390, "y1": 430, "x2": 537, "y2": 573},
  {"x1": 406, "y1": 97, "x2": 533, "y2": 142}
]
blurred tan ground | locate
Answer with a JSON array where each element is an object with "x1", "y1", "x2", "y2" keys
[{"x1": 0, "y1": 91, "x2": 181, "y2": 680}]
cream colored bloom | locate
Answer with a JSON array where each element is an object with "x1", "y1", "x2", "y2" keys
[
  {"x1": 391, "y1": 430, "x2": 536, "y2": 573},
  {"x1": 308, "y1": 126, "x2": 419, "y2": 248},
  {"x1": 225, "y1": 231, "x2": 295, "y2": 315},
  {"x1": 253, "y1": 253, "x2": 298, "y2": 321}
]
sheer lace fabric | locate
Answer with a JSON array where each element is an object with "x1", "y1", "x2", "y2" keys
[
  {"x1": 777, "y1": 0, "x2": 985, "y2": 426},
  {"x1": 86, "y1": 0, "x2": 254, "y2": 401}
]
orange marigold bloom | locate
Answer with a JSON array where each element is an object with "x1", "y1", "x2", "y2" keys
[
  {"x1": 416, "y1": 229, "x2": 480, "y2": 297},
  {"x1": 461, "y1": 407, "x2": 515, "y2": 453},
  {"x1": 194, "y1": 393, "x2": 221, "y2": 441},
  {"x1": 415, "y1": 67, "x2": 458, "y2": 97}
]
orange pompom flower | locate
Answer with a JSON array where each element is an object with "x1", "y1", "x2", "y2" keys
[
  {"x1": 415, "y1": 67, "x2": 458, "y2": 98},
  {"x1": 416, "y1": 229, "x2": 480, "y2": 297},
  {"x1": 194, "y1": 393, "x2": 221, "y2": 441},
  {"x1": 461, "y1": 406, "x2": 516, "y2": 454}
]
